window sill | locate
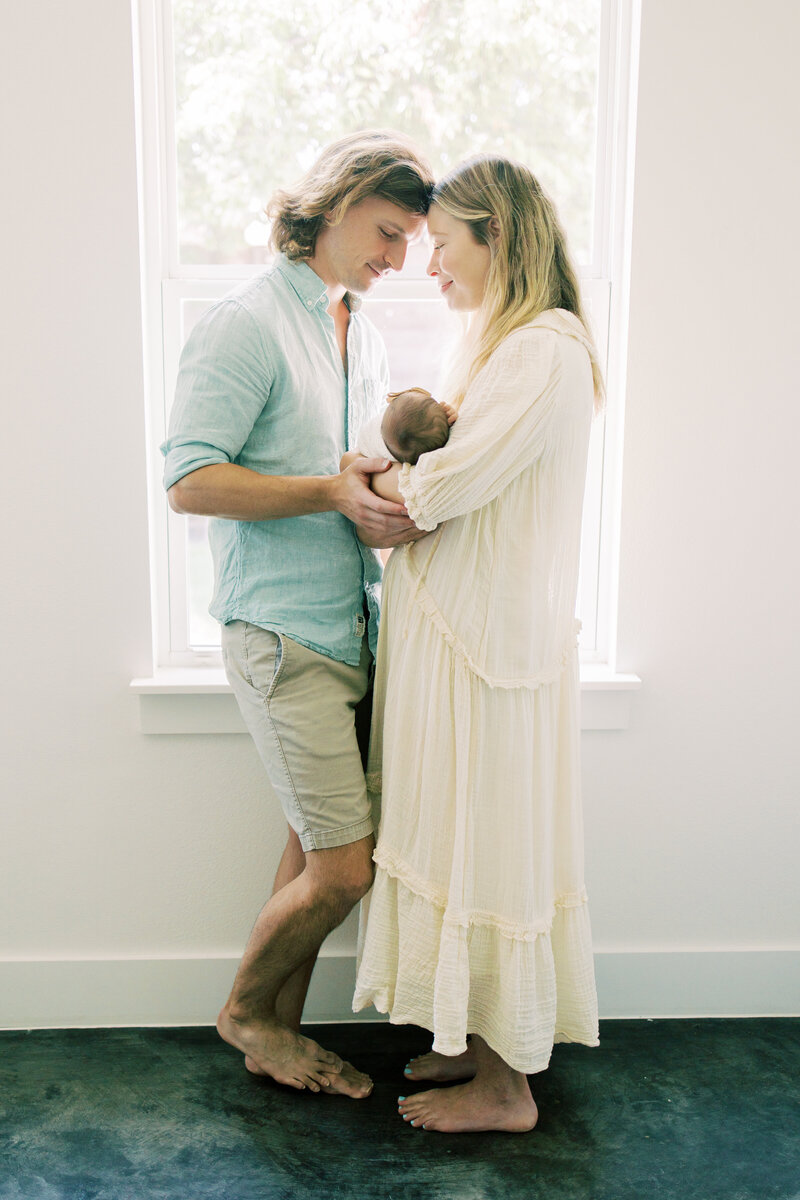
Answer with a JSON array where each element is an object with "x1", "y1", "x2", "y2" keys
[{"x1": 131, "y1": 666, "x2": 641, "y2": 734}]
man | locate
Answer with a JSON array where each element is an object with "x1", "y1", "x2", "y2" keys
[{"x1": 162, "y1": 131, "x2": 434, "y2": 1097}]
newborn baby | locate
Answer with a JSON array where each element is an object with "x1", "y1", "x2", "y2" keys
[
  {"x1": 356, "y1": 387, "x2": 456, "y2": 465},
  {"x1": 380, "y1": 387, "x2": 453, "y2": 464}
]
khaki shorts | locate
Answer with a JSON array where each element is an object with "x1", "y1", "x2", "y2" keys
[{"x1": 221, "y1": 621, "x2": 374, "y2": 852}]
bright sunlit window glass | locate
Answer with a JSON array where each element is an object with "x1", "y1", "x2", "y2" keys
[
  {"x1": 141, "y1": 0, "x2": 630, "y2": 662},
  {"x1": 172, "y1": 0, "x2": 601, "y2": 268}
]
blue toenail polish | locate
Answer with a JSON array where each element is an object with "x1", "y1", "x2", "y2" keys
[
  {"x1": 398, "y1": 1095, "x2": 406, "y2": 1101},
  {"x1": 422, "y1": 1124, "x2": 427, "y2": 1129}
]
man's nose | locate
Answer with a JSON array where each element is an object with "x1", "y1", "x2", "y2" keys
[{"x1": 385, "y1": 241, "x2": 408, "y2": 272}]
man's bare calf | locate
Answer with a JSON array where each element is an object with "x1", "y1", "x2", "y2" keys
[{"x1": 217, "y1": 830, "x2": 374, "y2": 1097}]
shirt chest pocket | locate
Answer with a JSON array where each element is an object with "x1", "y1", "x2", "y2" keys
[{"x1": 347, "y1": 376, "x2": 386, "y2": 450}]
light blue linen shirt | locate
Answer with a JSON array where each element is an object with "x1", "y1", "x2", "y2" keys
[{"x1": 161, "y1": 254, "x2": 389, "y2": 665}]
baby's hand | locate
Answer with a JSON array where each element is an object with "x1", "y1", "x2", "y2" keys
[{"x1": 440, "y1": 402, "x2": 458, "y2": 426}]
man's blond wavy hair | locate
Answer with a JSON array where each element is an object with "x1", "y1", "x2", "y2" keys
[
  {"x1": 432, "y1": 155, "x2": 605, "y2": 412},
  {"x1": 268, "y1": 131, "x2": 434, "y2": 261}
]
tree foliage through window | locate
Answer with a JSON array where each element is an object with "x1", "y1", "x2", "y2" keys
[{"x1": 173, "y1": 0, "x2": 601, "y2": 266}]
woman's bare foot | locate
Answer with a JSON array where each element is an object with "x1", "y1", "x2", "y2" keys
[
  {"x1": 217, "y1": 1005, "x2": 343, "y2": 1092},
  {"x1": 397, "y1": 1076, "x2": 538, "y2": 1133},
  {"x1": 398, "y1": 1035, "x2": 537, "y2": 1133},
  {"x1": 403, "y1": 1046, "x2": 477, "y2": 1083},
  {"x1": 245, "y1": 1054, "x2": 373, "y2": 1098}
]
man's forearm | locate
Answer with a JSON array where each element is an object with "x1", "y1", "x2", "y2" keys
[{"x1": 168, "y1": 463, "x2": 336, "y2": 521}]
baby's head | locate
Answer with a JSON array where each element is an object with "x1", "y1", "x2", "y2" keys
[{"x1": 381, "y1": 387, "x2": 450, "y2": 465}]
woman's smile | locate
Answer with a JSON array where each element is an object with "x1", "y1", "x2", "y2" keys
[{"x1": 426, "y1": 203, "x2": 492, "y2": 312}]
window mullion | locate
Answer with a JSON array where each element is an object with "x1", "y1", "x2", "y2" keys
[{"x1": 159, "y1": 0, "x2": 181, "y2": 278}]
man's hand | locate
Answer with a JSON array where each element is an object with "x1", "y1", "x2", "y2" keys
[
  {"x1": 332, "y1": 457, "x2": 424, "y2": 548},
  {"x1": 339, "y1": 449, "x2": 364, "y2": 472}
]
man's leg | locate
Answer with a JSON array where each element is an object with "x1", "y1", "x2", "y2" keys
[
  {"x1": 219, "y1": 622, "x2": 375, "y2": 1095},
  {"x1": 269, "y1": 827, "x2": 317, "y2": 1031},
  {"x1": 217, "y1": 831, "x2": 374, "y2": 1096}
]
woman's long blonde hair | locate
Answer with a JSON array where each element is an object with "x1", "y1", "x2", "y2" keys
[
  {"x1": 268, "y1": 130, "x2": 434, "y2": 261},
  {"x1": 432, "y1": 155, "x2": 605, "y2": 410}
]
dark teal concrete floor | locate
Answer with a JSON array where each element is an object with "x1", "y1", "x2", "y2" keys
[{"x1": 0, "y1": 1019, "x2": 798, "y2": 1200}]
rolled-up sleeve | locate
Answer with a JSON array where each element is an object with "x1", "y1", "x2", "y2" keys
[
  {"x1": 398, "y1": 328, "x2": 560, "y2": 530},
  {"x1": 161, "y1": 299, "x2": 274, "y2": 490}
]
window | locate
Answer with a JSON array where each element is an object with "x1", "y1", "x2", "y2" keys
[{"x1": 134, "y1": 0, "x2": 638, "y2": 669}]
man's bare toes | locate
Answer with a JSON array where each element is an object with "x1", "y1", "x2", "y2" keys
[
  {"x1": 299, "y1": 1035, "x2": 342, "y2": 1073},
  {"x1": 321, "y1": 1060, "x2": 373, "y2": 1099}
]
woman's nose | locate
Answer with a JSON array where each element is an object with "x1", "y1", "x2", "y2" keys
[{"x1": 426, "y1": 250, "x2": 438, "y2": 277}]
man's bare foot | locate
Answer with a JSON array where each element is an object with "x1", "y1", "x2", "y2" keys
[
  {"x1": 217, "y1": 1006, "x2": 342, "y2": 1092},
  {"x1": 403, "y1": 1046, "x2": 477, "y2": 1083},
  {"x1": 319, "y1": 1060, "x2": 373, "y2": 1098},
  {"x1": 245, "y1": 1054, "x2": 373, "y2": 1099},
  {"x1": 397, "y1": 1076, "x2": 538, "y2": 1134}
]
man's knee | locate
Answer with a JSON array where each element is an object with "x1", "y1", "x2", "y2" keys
[
  {"x1": 307, "y1": 839, "x2": 375, "y2": 908},
  {"x1": 328, "y1": 854, "x2": 375, "y2": 908},
  {"x1": 342, "y1": 855, "x2": 375, "y2": 904}
]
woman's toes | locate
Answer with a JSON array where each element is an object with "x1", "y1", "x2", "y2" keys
[{"x1": 399, "y1": 1100, "x2": 426, "y2": 1125}]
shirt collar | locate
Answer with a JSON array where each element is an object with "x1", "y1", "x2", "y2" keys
[{"x1": 275, "y1": 253, "x2": 362, "y2": 314}]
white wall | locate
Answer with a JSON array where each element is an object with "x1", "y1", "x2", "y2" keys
[{"x1": 1, "y1": 0, "x2": 798, "y2": 1027}]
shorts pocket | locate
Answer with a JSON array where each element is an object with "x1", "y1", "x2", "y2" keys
[{"x1": 242, "y1": 624, "x2": 287, "y2": 701}]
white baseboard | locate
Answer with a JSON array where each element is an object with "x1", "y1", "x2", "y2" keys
[
  {"x1": 593, "y1": 950, "x2": 799, "y2": 1019},
  {"x1": 0, "y1": 950, "x2": 797, "y2": 1030}
]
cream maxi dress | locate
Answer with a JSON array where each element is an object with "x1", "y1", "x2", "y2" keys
[{"x1": 352, "y1": 310, "x2": 601, "y2": 1074}]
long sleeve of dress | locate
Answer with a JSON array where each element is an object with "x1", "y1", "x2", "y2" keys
[{"x1": 398, "y1": 327, "x2": 560, "y2": 530}]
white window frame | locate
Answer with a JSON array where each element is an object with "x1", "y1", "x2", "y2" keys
[{"x1": 132, "y1": 0, "x2": 640, "y2": 674}]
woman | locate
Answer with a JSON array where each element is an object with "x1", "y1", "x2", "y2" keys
[{"x1": 353, "y1": 156, "x2": 604, "y2": 1133}]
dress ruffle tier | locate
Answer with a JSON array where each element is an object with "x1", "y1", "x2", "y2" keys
[{"x1": 353, "y1": 550, "x2": 599, "y2": 1073}]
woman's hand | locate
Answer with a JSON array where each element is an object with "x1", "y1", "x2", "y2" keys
[{"x1": 356, "y1": 521, "x2": 430, "y2": 548}]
